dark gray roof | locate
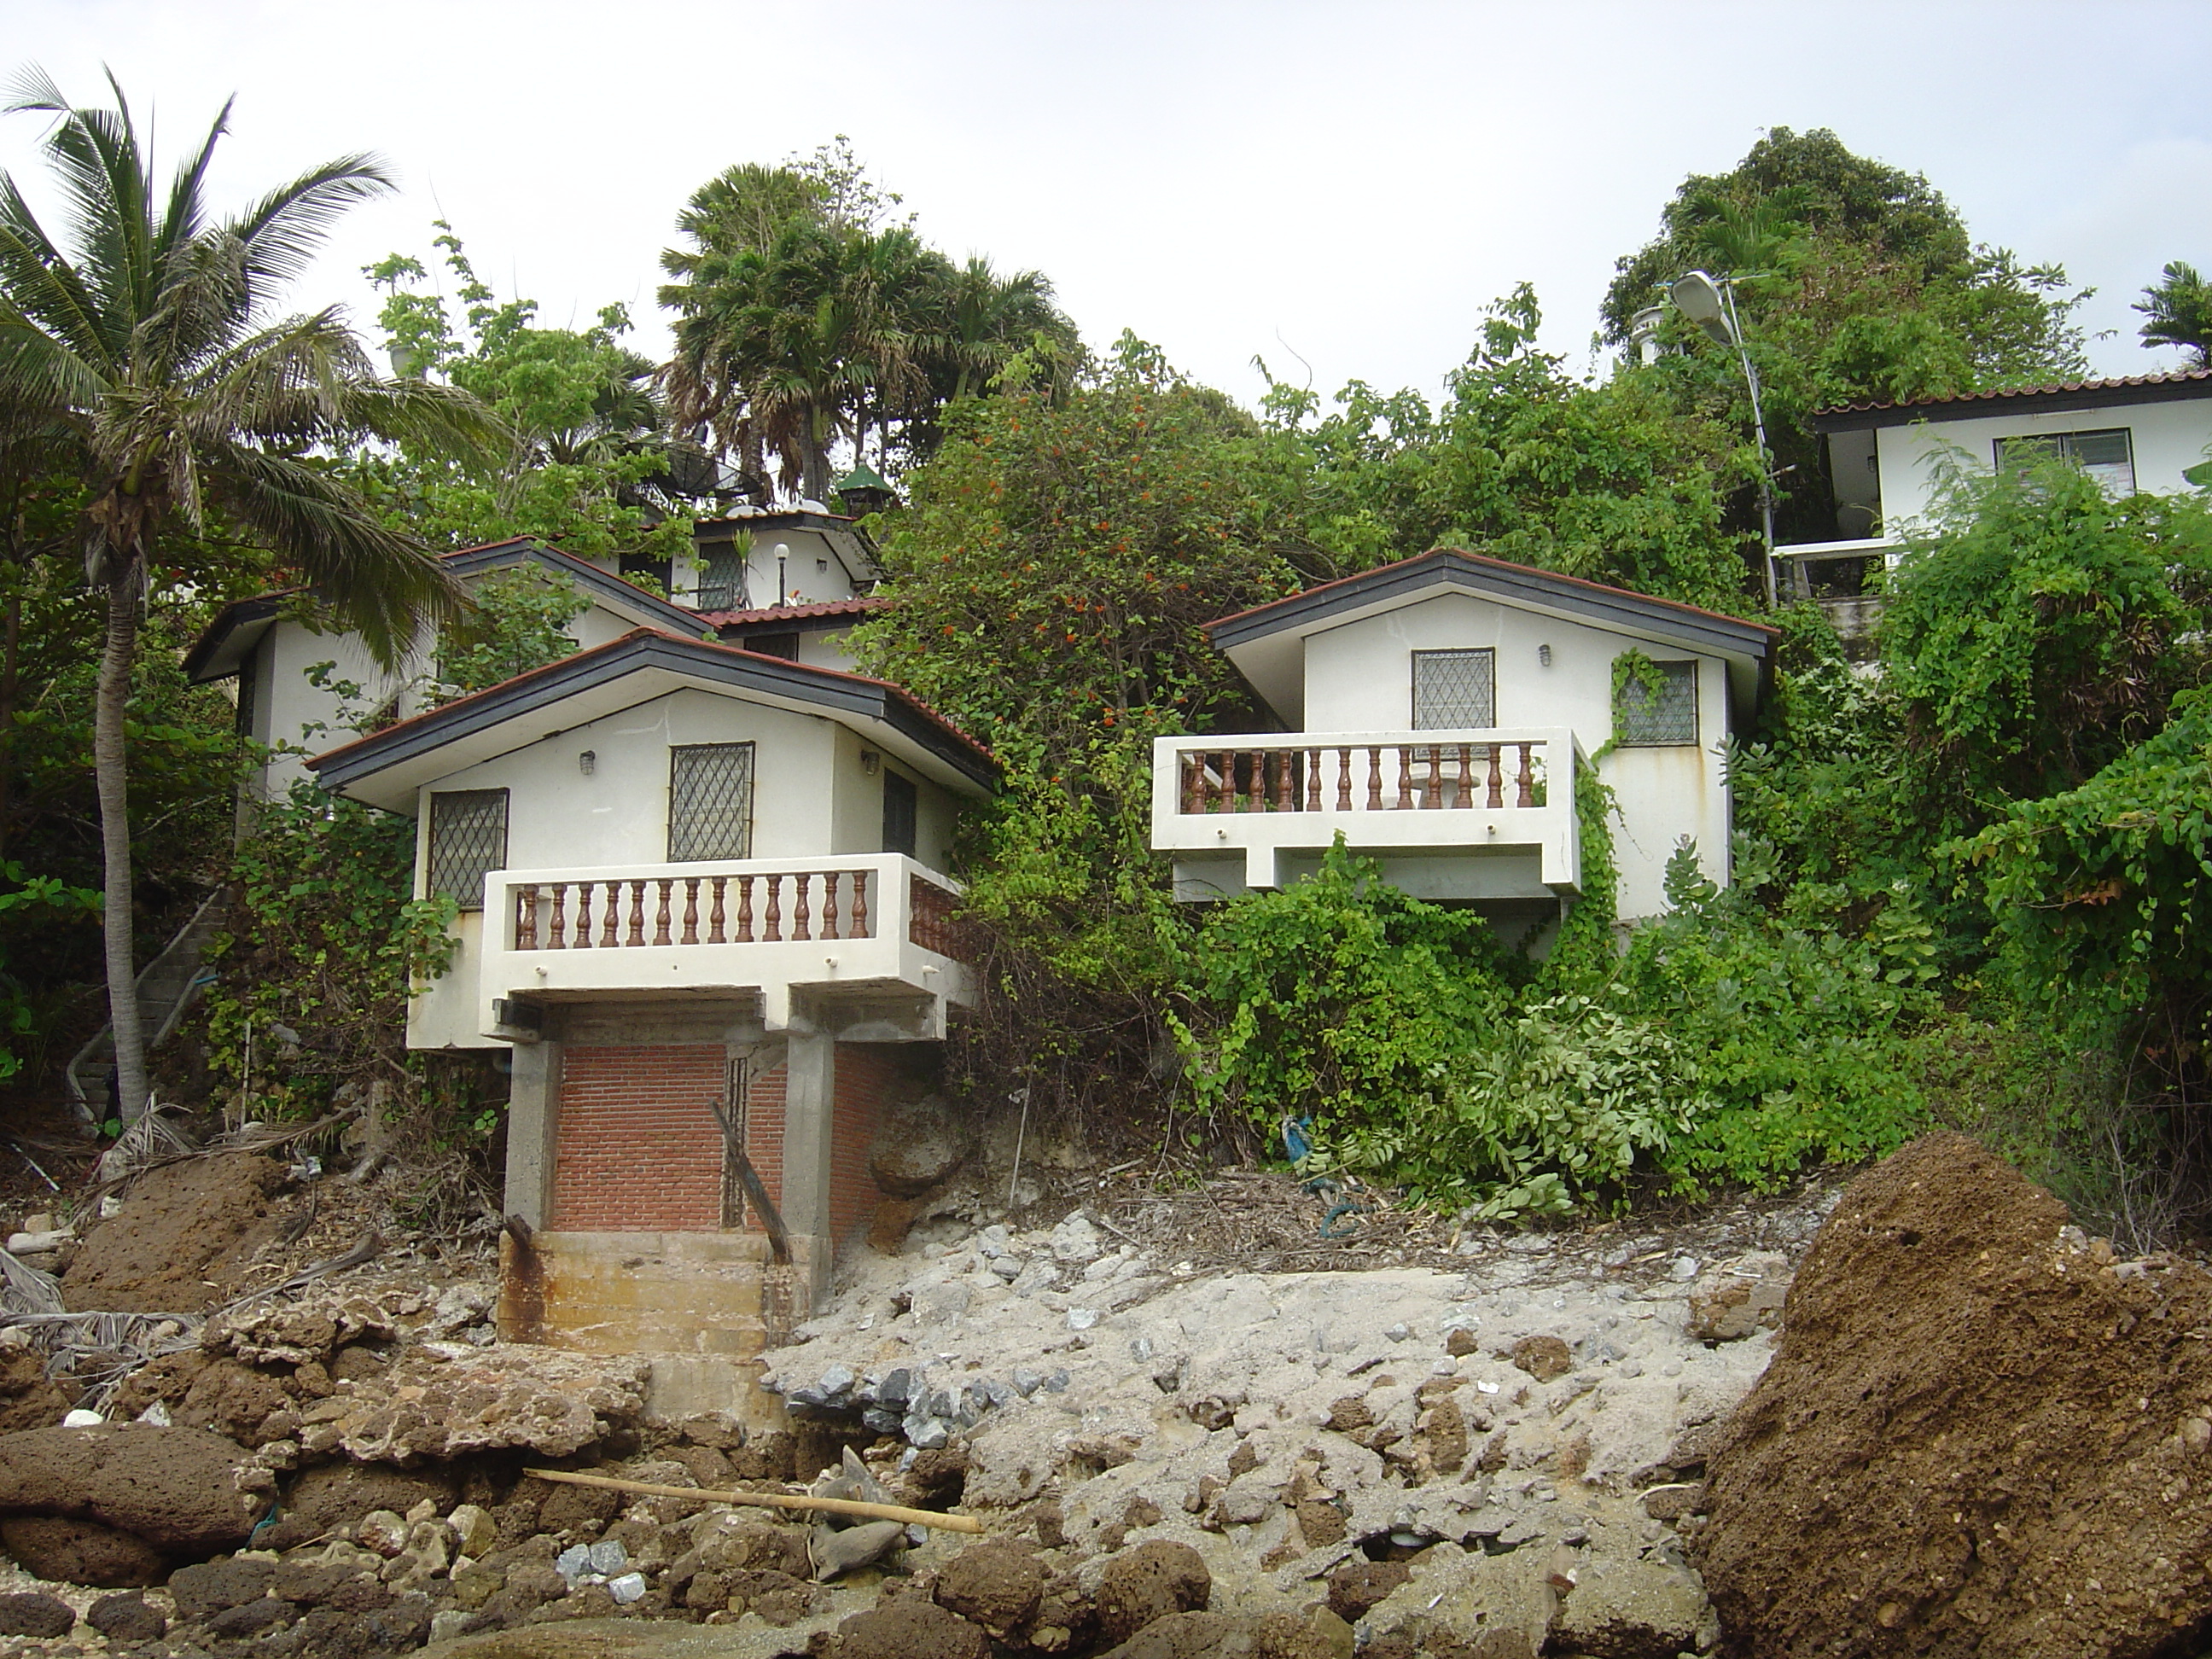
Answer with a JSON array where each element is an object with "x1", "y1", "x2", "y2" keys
[
  {"x1": 438, "y1": 539, "x2": 701, "y2": 633},
  {"x1": 307, "y1": 628, "x2": 998, "y2": 799},
  {"x1": 1812, "y1": 368, "x2": 2212, "y2": 433}
]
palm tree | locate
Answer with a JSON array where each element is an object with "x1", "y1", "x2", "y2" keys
[
  {"x1": 0, "y1": 71, "x2": 505, "y2": 1122},
  {"x1": 2137, "y1": 261, "x2": 2212, "y2": 366}
]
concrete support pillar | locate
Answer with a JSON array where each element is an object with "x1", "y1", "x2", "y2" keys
[
  {"x1": 778, "y1": 1017, "x2": 837, "y2": 1307},
  {"x1": 503, "y1": 1040, "x2": 562, "y2": 1227}
]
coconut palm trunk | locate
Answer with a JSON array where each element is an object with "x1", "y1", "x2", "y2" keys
[
  {"x1": 93, "y1": 561, "x2": 148, "y2": 1118},
  {"x1": 0, "y1": 72, "x2": 508, "y2": 1122}
]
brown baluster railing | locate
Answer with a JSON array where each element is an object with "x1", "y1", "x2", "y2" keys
[
  {"x1": 764, "y1": 874, "x2": 783, "y2": 942},
  {"x1": 1452, "y1": 744, "x2": 1473, "y2": 809},
  {"x1": 1487, "y1": 744, "x2": 1505, "y2": 809},
  {"x1": 600, "y1": 883, "x2": 620, "y2": 948},
  {"x1": 1422, "y1": 751, "x2": 1443, "y2": 810},
  {"x1": 1246, "y1": 751, "x2": 1263, "y2": 813},
  {"x1": 1182, "y1": 755, "x2": 1204, "y2": 815},
  {"x1": 852, "y1": 870, "x2": 870, "y2": 937},
  {"x1": 1516, "y1": 743, "x2": 1536, "y2": 808},
  {"x1": 1365, "y1": 747, "x2": 1383, "y2": 810},
  {"x1": 1305, "y1": 750, "x2": 1321, "y2": 812},
  {"x1": 548, "y1": 883, "x2": 568, "y2": 948},
  {"x1": 1274, "y1": 751, "x2": 1294, "y2": 812},
  {"x1": 516, "y1": 885, "x2": 539, "y2": 950},
  {"x1": 708, "y1": 877, "x2": 728, "y2": 944},
  {"x1": 653, "y1": 879, "x2": 674, "y2": 946},
  {"x1": 1395, "y1": 748, "x2": 1414, "y2": 810},
  {"x1": 681, "y1": 878, "x2": 701, "y2": 946},
  {"x1": 736, "y1": 875, "x2": 755, "y2": 942},
  {"x1": 573, "y1": 882, "x2": 594, "y2": 949},
  {"x1": 823, "y1": 870, "x2": 841, "y2": 940},
  {"x1": 626, "y1": 881, "x2": 646, "y2": 946},
  {"x1": 793, "y1": 872, "x2": 812, "y2": 941},
  {"x1": 1336, "y1": 748, "x2": 1353, "y2": 811}
]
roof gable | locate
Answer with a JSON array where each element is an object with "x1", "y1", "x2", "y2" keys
[
  {"x1": 1208, "y1": 548, "x2": 1775, "y2": 729},
  {"x1": 183, "y1": 538, "x2": 702, "y2": 685},
  {"x1": 307, "y1": 628, "x2": 997, "y2": 812}
]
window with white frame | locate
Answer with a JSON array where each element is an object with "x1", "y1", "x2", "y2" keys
[
  {"x1": 667, "y1": 743, "x2": 754, "y2": 862},
  {"x1": 427, "y1": 789, "x2": 509, "y2": 911},
  {"x1": 1411, "y1": 649, "x2": 1496, "y2": 730},
  {"x1": 1995, "y1": 428, "x2": 2135, "y2": 496},
  {"x1": 1613, "y1": 660, "x2": 1699, "y2": 747}
]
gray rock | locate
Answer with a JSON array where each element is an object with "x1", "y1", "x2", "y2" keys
[
  {"x1": 585, "y1": 1539, "x2": 628, "y2": 1575},
  {"x1": 990, "y1": 1255, "x2": 1023, "y2": 1282},
  {"x1": 1010, "y1": 1369, "x2": 1043, "y2": 1397},
  {"x1": 1051, "y1": 1214, "x2": 1104, "y2": 1265},
  {"x1": 0, "y1": 1592, "x2": 73, "y2": 1638},
  {"x1": 868, "y1": 1092, "x2": 973, "y2": 1196}
]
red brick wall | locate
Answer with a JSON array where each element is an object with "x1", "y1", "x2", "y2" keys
[
  {"x1": 741, "y1": 1062, "x2": 786, "y2": 1234},
  {"x1": 830, "y1": 1046, "x2": 905, "y2": 1245},
  {"x1": 548, "y1": 1041, "x2": 903, "y2": 1241},
  {"x1": 551, "y1": 1045, "x2": 726, "y2": 1231}
]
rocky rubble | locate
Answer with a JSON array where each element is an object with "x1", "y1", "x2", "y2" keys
[{"x1": 0, "y1": 1161, "x2": 1851, "y2": 1658}]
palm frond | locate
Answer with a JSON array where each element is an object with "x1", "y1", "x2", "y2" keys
[
  {"x1": 200, "y1": 445, "x2": 464, "y2": 667},
  {"x1": 224, "y1": 154, "x2": 393, "y2": 296}
]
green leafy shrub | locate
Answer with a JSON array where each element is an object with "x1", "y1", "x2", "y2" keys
[
  {"x1": 1617, "y1": 870, "x2": 1932, "y2": 1190},
  {"x1": 1170, "y1": 841, "x2": 1510, "y2": 1135},
  {"x1": 1324, "y1": 993, "x2": 1705, "y2": 1219},
  {"x1": 201, "y1": 783, "x2": 458, "y2": 1120}
]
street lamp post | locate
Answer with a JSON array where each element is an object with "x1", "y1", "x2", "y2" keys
[{"x1": 1668, "y1": 271, "x2": 1778, "y2": 608}]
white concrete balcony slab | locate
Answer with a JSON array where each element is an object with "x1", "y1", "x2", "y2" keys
[
  {"x1": 1152, "y1": 728, "x2": 1585, "y2": 902},
  {"x1": 473, "y1": 853, "x2": 970, "y2": 1038}
]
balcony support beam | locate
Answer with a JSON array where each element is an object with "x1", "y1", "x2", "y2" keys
[
  {"x1": 1244, "y1": 843, "x2": 1281, "y2": 892},
  {"x1": 779, "y1": 1008, "x2": 837, "y2": 1308},
  {"x1": 503, "y1": 1039, "x2": 562, "y2": 1231}
]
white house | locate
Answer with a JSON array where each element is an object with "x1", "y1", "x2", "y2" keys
[
  {"x1": 187, "y1": 513, "x2": 888, "y2": 799},
  {"x1": 1779, "y1": 366, "x2": 2212, "y2": 611},
  {"x1": 307, "y1": 626, "x2": 998, "y2": 1364},
  {"x1": 1152, "y1": 548, "x2": 1775, "y2": 930}
]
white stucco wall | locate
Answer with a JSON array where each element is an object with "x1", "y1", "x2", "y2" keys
[
  {"x1": 402, "y1": 684, "x2": 961, "y2": 1048},
  {"x1": 674, "y1": 527, "x2": 866, "y2": 610},
  {"x1": 1297, "y1": 592, "x2": 1732, "y2": 921},
  {"x1": 246, "y1": 591, "x2": 678, "y2": 800},
  {"x1": 1873, "y1": 396, "x2": 2212, "y2": 533}
]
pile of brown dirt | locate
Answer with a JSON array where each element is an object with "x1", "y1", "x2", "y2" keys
[
  {"x1": 1696, "y1": 1131, "x2": 2212, "y2": 1658},
  {"x1": 61, "y1": 1152, "x2": 288, "y2": 1313}
]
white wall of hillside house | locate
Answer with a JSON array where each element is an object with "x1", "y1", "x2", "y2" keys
[
  {"x1": 1298, "y1": 591, "x2": 1733, "y2": 921},
  {"x1": 1874, "y1": 399, "x2": 2212, "y2": 533},
  {"x1": 246, "y1": 592, "x2": 677, "y2": 798},
  {"x1": 675, "y1": 527, "x2": 865, "y2": 609},
  {"x1": 797, "y1": 627, "x2": 859, "y2": 673},
  {"x1": 402, "y1": 685, "x2": 962, "y2": 1049}
]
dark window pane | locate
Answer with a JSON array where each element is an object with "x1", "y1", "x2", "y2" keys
[
  {"x1": 428, "y1": 789, "x2": 509, "y2": 910},
  {"x1": 669, "y1": 743, "x2": 754, "y2": 862},
  {"x1": 882, "y1": 771, "x2": 917, "y2": 859},
  {"x1": 1411, "y1": 649, "x2": 1496, "y2": 729},
  {"x1": 696, "y1": 546, "x2": 748, "y2": 611},
  {"x1": 1614, "y1": 660, "x2": 1699, "y2": 747}
]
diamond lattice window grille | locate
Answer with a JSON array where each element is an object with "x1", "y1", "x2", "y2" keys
[
  {"x1": 1614, "y1": 660, "x2": 1700, "y2": 746},
  {"x1": 695, "y1": 548, "x2": 749, "y2": 612},
  {"x1": 669, "y1": 743, "x2": 755, "y2": 862},
  {"x1": 427, "y1": 789, "x2": 509, "y2": 911},
  {"x1": 1411, "y1": 649, "x2": 1496, "y2": 730}
]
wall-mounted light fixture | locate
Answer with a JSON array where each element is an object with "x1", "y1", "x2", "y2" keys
[
  {"x1": 860, "y1": 748, "x2": 881, "y2": 776},
  {"x1": 1538, "y1": 643, "x2": 1553, "y2": 667},
  {"x1": 578, "y1": 750, "x2": 597, "y2": 776}
]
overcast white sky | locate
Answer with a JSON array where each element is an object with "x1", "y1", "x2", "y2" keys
[{"x1": 9, "y1": 1, "x2": 2212, "y2": 408}]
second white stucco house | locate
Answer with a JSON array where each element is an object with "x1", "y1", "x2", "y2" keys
[
  {"x1": 1778, "y1": 366, "x2": 2212, "y2": 620},
  {"x1": 1152, "y1": 548, "x2": 1776, "y2": 929}
]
